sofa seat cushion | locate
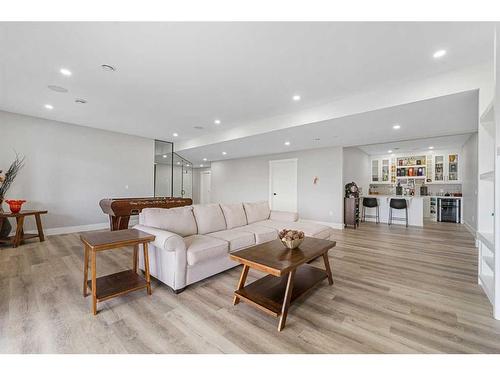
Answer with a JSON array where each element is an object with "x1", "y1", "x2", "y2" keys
[
  {"x1": 241, "y1": 224, "x2": 278, "y2": 244},
  {"x1": 193, "y1": 204, "x2": 227, "y2": 234},
  {"x1": 141, "y1": 206, "x2": 197, "y2": 237},
  {"x1": 206, "y1": 229, "x2": 256, "y2": 252},
  {"x1": 243, "y1": 201, "x2": 271, "y2": 224},
  {"x1": 184, "y1": 235, "x2": 229, "y2": 266},
  {"x1": 255, "y1": 220, "x2": 333, "y2": 240},
  {"x1": 220, "y1": 203, "x2": 248, "y2": 229}
]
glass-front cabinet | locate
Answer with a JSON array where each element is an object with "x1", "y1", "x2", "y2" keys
[
  {"x1": 381, "y1": 159, "x2": 390, "y2": 182},
  {"x1": 431, "y1": 153, "x2": 460, "y2": 183},
  {"x1": 371, "y1": 159, "x2": 379, "y2": 182},
  {"x1": 434, "y1": 155, "x2": 444, "y2": 182}
]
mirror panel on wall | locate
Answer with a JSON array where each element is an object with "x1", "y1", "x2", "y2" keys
[{"x1": 154, "y1": 140, "x2": 192, "y2": 199}]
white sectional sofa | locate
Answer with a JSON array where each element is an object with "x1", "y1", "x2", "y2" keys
[{"x1": 134, "y1": 201, "x2": 334, "y2": 293}]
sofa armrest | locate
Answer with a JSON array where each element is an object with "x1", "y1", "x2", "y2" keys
[
  {"x1": 133, "y1": 224, "x2": 186, "y2": 252},
  {"x1": 269, "y1": 210, "x2": 299, "y2": 222}
]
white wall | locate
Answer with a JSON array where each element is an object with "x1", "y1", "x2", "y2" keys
[
  {"x1": 462, "y1": 133, "x2": 479, "y2": 232},
  {"x1": 342, "y1": 147, "x2": 370, "y2": 195},
  {"x1": 210, "y1": 146, "x2": 343, "y2": 225},
  {"x1": 0, "y1": 110, "x2": 154, "y2": 233}
]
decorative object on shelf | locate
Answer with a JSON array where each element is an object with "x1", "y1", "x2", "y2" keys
[
  {"x1": 5, "y1": 199, "x2": 26, "y2": 214},
  {"x1": 278, "y1": 229, "x2": 305, "y2": 249},
  {"x1": 344, "y1": 181, "x2": 359, "y2": 198},
  {"x1": 0, "y1": 153, "x2": 25, "y2": 240}
]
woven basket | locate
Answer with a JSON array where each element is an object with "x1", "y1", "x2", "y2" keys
[{"x1": 280, "y1": 237, "x2": 304, "y2": 250}]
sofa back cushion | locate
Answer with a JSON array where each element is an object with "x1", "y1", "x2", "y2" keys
[
  {"x1": 141, "y1": 206, "x2": 197, "y2": 237},
  {"x1": 220, "y1": 203, "x2": 248, "y2": 229},
  {"x1": 243, "y1": 201, "x2": 271, "y2": 224},
  {"x1": 193, "y1": 204, "x2": 227, "y2": 234}
]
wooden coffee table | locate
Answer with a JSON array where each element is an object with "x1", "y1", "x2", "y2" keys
[
  {"x1": 80, "y1": 229, "x2": 155, "y2": 315},
  {"x1": 230, "y1": 237, "x2": 336, "y2": 331}
]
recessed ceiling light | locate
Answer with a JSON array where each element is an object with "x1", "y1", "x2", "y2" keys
[
  {"x1": 173, "y1": 133, "x2": 179, "y2": 137},
  {"x1": 292, "y1": 95, "x2": 301, "y2": 101},
  {"x1": 222, "y1": 151, "x2": 227, "y2": 155},
  {"x1": 202, "y1": 158, "x2": 207, "y2": 161},
  {"x1": 101, "y1": 64, "x2": 116, "y2": 72},
  {"x1": 200, "y1": 164, "x2": 204, "y2": 167},
  {"x1": 194, "y1": 126, "x2": 204, "y2": 130},
  {"x1": 162, "y1": 154, "x2": 167, "y2": 158},
  {"x1": 433, "y1": 49, "x2": 447, "y2": 59},
  {"x1": 388, "y1": 150, "x2": 393, "y2": 153},
  {"x1": 428, "y1": 146, "x2": 434, "y2": 150},
  {"x1": 60, "y1": 68, "x2": 72, "y2": 76},
  {"x1": 284, "y1": 141, "x2": 291, "y2": 146},
  {"x1": 75, "y1": 98, "x2": 87, "y2": 104},
  {"x1": 48, "y1": 85, "x2": 68, "y2": 93},
  {"x1": 392, "y1": 124, "x2": 401, "y2": 130},
  {"x1": 214, "y1": 119, "x2": 221, "y2": 125},
  {"x1": 44, "y1": 104, "x2": 53, "y2": 110}
]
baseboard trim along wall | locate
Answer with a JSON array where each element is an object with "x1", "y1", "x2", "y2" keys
[
  {"x1": 463, "y1": 221, "x2": 477, "y2": 245},
  {"x1": 299, "y1": 219, "x2": 344, "y2": 230}
]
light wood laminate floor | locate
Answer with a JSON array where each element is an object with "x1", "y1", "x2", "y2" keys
[{"x1": 1, "y1": 221, "x2": 500, "y2": 353}]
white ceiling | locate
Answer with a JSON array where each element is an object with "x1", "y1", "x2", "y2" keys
[
  {"x1": 0, "y1": 22, "x2": 493, "y2": 146},
  {"x1": 358, "y1": 134, "x2": 473, "y2": 156},
  {"x1": 178, "y1": 90, "x2": 478, "y2": 166}
]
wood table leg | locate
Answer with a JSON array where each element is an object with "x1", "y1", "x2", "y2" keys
[
  {"x1": 83, "y1": 245, "x2": 89, "y2": 297},
  {"x1": 13, "y1": 216, "x2": 24, "y2": 248},
  {"x1": 34, "y1": 213, "x2": 45, "y2": 242},
  {"x1": 278, "y1": 269, "x2": 296, "y2": 331},
  {"x1": 133, "y1": 244, "x2": 138, "y2": 273},
  {"x1": 143, "y1": 243, "x2": 152, "y2": 295},
  {"x1": 233, "y1": 265, "x2": 249, "y2": 305},
  {"x1": 91, "y1": 249, "x2": 97, "y2": 315},
  {"x1": 323, "y1": 252, "x2": 333, "y2": 285}
]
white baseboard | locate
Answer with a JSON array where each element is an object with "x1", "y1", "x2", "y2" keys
[
  {"x1": 9, "y1": 218, "x2": 140, "y2": 236},
  {"x1": 299, "y1": 219, "x2": 344, "y2": 230},
  {"x1": 463, "y1": 221, "x2": 477, "y2": 243}
]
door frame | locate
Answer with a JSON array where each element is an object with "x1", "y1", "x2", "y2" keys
[
  {"x1": 269, "y1": 158, "x2": 298, "y2": 212},
  {"x1": 199, "y1": 170, "x2": 212, "y2": 204}
]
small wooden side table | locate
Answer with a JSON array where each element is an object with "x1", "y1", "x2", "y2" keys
[
  {"x1": 80, "y1": 228, "x2": 156, "y2": 315},
  {"x1": 0, "y1": 210, "x2": 48, "y2": 248}
]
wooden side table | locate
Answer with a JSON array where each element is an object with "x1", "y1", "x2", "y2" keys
[
  {"x1": 0, "y1": 210, "x2": 48, "y2": 248},
  {"x1": 80, "y1": 228, "x2": 156, "y2": 315}
]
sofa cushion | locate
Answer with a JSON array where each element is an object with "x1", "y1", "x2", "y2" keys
[
  {"x1": 269, "y1": 210, "x2": 299, "y2": 222},
  {"x1": 220, "y1": 203, "x2": 247, "y2": 229},
  {"x1": 255, "y1": 219, "x2": 333, "y2": 240},
  {"x1": 193, "y1": 203, "x2": 227, "y2": 234},
  {"x1": 206, "y1": 229, "x2": 256, "y2": 252},
  {"x1": 241, "y1": 224, "x2": 278, "y2": 244},
  {"x1": 243, "y1": 201, "x2": 271, "y2": 224},
  {"x1": 141, "y1": 207, "x2": 197, "y2": 237},
  {"x1": 184, "y1": 235, "x2": 229, "y2": 266}
]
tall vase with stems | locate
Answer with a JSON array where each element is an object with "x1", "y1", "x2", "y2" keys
[{"x1": 0, "y1": 198, "x2": 12, "y2": 239}]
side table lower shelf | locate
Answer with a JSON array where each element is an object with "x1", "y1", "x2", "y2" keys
[{"x1": 87, "y1": 270, "x2": 148, "y2": 302}]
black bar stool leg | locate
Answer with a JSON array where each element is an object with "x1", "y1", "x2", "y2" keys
[{"x1": 405, "y1": 207, "x2": 408, "y2": 227}]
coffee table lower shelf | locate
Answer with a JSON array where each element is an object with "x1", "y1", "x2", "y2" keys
[
  {"x1": 234, "y1": 264, "x2": 327, "y2": 317},
  {"x1": 86, "y1": 270, "x2": 148, "y2": 302}
]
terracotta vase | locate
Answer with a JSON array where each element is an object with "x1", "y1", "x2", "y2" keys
[{"x1": 0, "y1": 199, "x2": 13, "y2": 239}]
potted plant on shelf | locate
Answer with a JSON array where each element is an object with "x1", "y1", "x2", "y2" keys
[{"x1": 0, "y1": 153, "x2": 25, "y2": 239}]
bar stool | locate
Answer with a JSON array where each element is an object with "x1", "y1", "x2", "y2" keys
[
  {"x1": 389, "y1": 198, "x2": 408, "y2": 227},
  {"x1": 361, "y1": 197, "x2": 379, "y2": 223}
]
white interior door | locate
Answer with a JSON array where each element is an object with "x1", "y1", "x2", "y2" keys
[
  {"x1": 269, "y1": 159, "x2": 298, "y2": 212},
  {"x1": 200, "y1": 171, "x2": 211, "y2": 204}
]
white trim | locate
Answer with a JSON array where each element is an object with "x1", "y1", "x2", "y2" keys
[
  {"x1": 463, "y1": 221, "x2": 477, "y2": 244},
  {"x1": 299, "y1": 219, "x2": 344, "y2": 230},
  {"x1": 269, "y1": 158, "x2": 298, "y2": 212}
]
